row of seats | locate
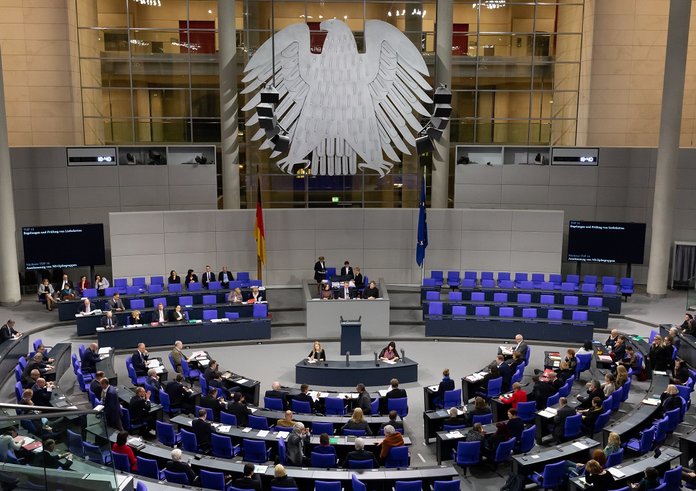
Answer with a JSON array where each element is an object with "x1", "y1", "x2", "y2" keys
[
  {"x1": 81, "y1": 279, "x2": 261, "y2": 298},
  {"x1": 424, "y1": 271, "x2": 634, "y2": 296},
  {"x1": 114, "y1": 273, "x2": 256, "y2": 289},
  {"x1": 427, "y1": 302, "x2": 591, "y2": 322},
  {"x1": 426, "y1": 290, "x2": 606, "y2": 307}
]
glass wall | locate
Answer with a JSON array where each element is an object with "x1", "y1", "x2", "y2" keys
[{"x1": 76, "y1": 0, "x2": 584, "y2": 207}]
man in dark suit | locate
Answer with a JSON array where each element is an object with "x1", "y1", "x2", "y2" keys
[
  {"x1": 0, "y1": 319, "x2": 20, "y2": 343},
  {"x1": 513, "y1": 334, "x2": 528, "y2": 359},
  {"x1": 224, "y1": 392, "x2": 251, "y2": 427},
  {"x1": 530, "y1": 377, "x2": 557, "y2": 410},
  {"x1": 31, "y1": 378, "x2": 52, "y2": 407},
  {"x1": 90, "y1": 371, "x2": 105, "y2": 399},
  {"x1": 496, "y1": 355, "x2": 513, "y2": 391},
  {"x1": 81, "y1": 342, "x2": 101, "y2": 373},
  {"x1": 292, "y1": 384, "x2": 316, "y2": 413},
  {"x1": 191, "y1": 408, "x2": 214, "y2": 452},
  {"x1": 611, "y1": 335, "x2": 627, "y2": 362},
  {"x1": 166, "y1": 374, "x2": 195, "y2": 414},
  {"x1": 22, "y1": 368, "x2": 40, "y2": 390},
  {"x1": 129, "y1": 387, "x2": 154, "y2": 432},
  {"x1": 108, "y1": 293, "x2": 125, "y2": 311},
  {"x1": 265, "y1": 381, "x2": 289, "y2": 407},
  {"x1": 101, "y1": 311, "x2": 118, "y2": 329},
  {"x1": 209, "y1": 371, "x2": 233, "y2": 399},
  {"x1": 382, "y1": 378, "x2": 407, "y2": 413},
  {"x1": 341, "y1": 438, "x2": 379, "y2": 468},
  {"x1": 355, "y1": 383, "x2": 372, "y2": 415},
  {"x1": 200, "y1": 387, "x2": 224, "y2": 421},
  {"x1": 435, "y1": 369, "x2": 455, "y2": 407},
  {"x1": 553, "y1": 397, "x2": 577, "y2": 442},
  {"x1": 218, "y1": 266, "x2": 234, "y2": 289},
  {"x1": 314, "y1": 256, "x2": 327, "y2": 283},
  {"x1": 203, "y1": 360, "x2": 219, "y2": 383},
  {"x1": 380, "y1": 410, "x2": 404, "y2": 432},
  {"x1": 100, "y1": 378, "x2": 123, "y2": 431},
  {"x1": 234, "y1": 463, "x2": 263, "y2": 491},
  {"x1": 338, "y1": 281, "x2": 354, "y2": 300},
  {"x1": 506, "y1": 408, "x2": 525, "y2": 442},
  {"x1": 146, "y1": 369, "x2": 162, "y2": 392},
  {"x1": 131, "y1": 343, "x2": 149, "y2": 376},
  {"x1": 577, "y1": 380, "x2": 605, "y2": 410},
  {"x1": 201, "y1": 265, "x2": 216, "y2": 288},
  {"x1": 581, "y1": 397, "x2": 604, "y2": 435},
  {"x1": 340, "y1": 261, "x2": 354, "y2": 280},
  {"x1": 34, "y1": 439, "x2": 72, "y2": 470},
  {"x1": 166, "y1": 448, "x2": 198, "y2": 485}
]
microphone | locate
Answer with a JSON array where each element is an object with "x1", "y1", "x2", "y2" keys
[
  {"x1": 346, "y1": 351, "x2": 350, "y2": 367},
  {"x1": 374, "y1": 351, "x2": 379, "y2": 366},
  {"x1": 401, "y1": 349, "x2": 405, "y2": 362}
]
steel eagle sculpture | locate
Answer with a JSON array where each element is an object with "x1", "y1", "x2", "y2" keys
[{"x1": 242, "y1": 19, "x2": 433, "y2": 177}]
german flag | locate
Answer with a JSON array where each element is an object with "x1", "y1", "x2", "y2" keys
[{"x1": 255, "y1": 177, "x2": 266, "y2": 265}]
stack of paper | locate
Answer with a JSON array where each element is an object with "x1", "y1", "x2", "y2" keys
[
  {"x1": 572, "y1": 441, "x2": 588, "y2": 450},
  {"x1": 257, "y1": 430, "x2": 269, "y2": 437},
  {"x1": 146, "y1": 360, "x2": 160, "y2": 369},
  {"x1": 428, "y1": 385, "x2": 439, "y2": 392},
  {"x1": 642, "y1": 398, "x2": 660, "y2": 406},
  {"x1": 446, "y1": 431, "x2": 463, "y2": 439},
  {"x1": 277, "y1": 431, "x2": 290, "y2": 439},
  {"x1": 98, "y1": 347, "x2": 111, "y2": 355},
  {"x1": 608, "y1": 468, "x2": 625, "y2": 478},
  {"x1": 218, "y1": 425, "x2": 232, "y2": 433}
]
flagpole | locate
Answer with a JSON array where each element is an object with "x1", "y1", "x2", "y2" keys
[{"x1": 421, "y1": 167, "x2": 426, "y2": 285}]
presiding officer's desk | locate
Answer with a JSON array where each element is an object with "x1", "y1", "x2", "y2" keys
[
  {"x1": 420, "y1": 285, "x2": 622, "y2": 314},
  {"x1": 569, "y1": 447, "x2": 681, "y2": 491},
  {"x1": 0, "y1": 335, "x2": 29, "y2": 388},
  {"x1": 295, "y1": 357, "x2": 418, "y2": 386},
  {"x1": 422, "y1": 299, "x2": 609, "y2": 329},
  {"x1": 425, "y1": 315, "x2": 593, "y2": 343},
  {"x1": 109, "y1": 434, "x2": 458, "y2": 491},
  {"x1": 57, "y1": 286, "x2": 256, "y2": 321},
  {"x1": 75, "y1": 301, "x2": 258, "y2": 335},
  {"x1": 303, "y1": 279, "x2": 390, "y2": 339},
  {"x1": 96, "y1": 317, "x2": 271, "y2": 349}
]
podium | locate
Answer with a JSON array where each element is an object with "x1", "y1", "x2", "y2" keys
[{"x1": 340, "y1": 317, "x2": 361, "y2": 355}]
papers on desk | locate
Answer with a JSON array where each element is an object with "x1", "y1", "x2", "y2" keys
[
  {"x1": 127, "y1": 437, "x2": 145, "y2": 450},
  {"x1": 337, "y1": 393, "x2": 358, "y2": 399},
  {"x1": 94, "y1": 405, "x2": 104, "y2": 412},
  {"x1": 146, "y1": 360, "x2": 161, "y2": 369},
  {"x1": 249, "y1": 407, "x2": 258, "y2": 414},
  {"x1": 257, "y1": 430, "x2": 269, "y2": 437},
  {"x1": 218, "y1": 425, "x2": 232, "y2": 433},
  {"x1": 382, "y1": 359, "x2": 397, "y2": 365},
  {"x1": 98, "y1": 347, "x2": 111, "y2": 355},
  {"x1": 572, "y1": 441, "x2": 589, "y2": 450},
  {"x1": 277, "y1": 431, "x2": 290, "y2": 439},
  {"x1": 538, "y1": 408, "x2": 557, "y2": 418},
  {"x1": 445, "y1": 431, "x2": 464, "y2": 439},
  {"x1": 211, "y1": 318, "x2": 230, "y2": 323},
  {"x1": 576, "y1": 477, "x2": 587, "y2": 485},
  {"x1": 499, "y1": 345, "x2": 513, "y2": 355},
  {"x1": 254, "y1": 465, "x2": 268, "y2": 474},
  {"x1": 428, "y1": 385, "x2": 439, "y2": 392},
  {"x1": 308, "y1": 391, "x2": 320, "y2": 402},
  {"x1": 597, "y1": 355, "x2": 613, "y2": 363},
  {"x1": 306, "y1": 359, "x2": 317, "y2": 364},
  {"x1": 242, "y1": 427, "x2": 252, "y2": 433},
  {"x1": 608, "y1": 467, "x2": 625, "y2": 478},
  {"x1": 378, "y1": 389, "x2": 389, "y2": 397},
  {"x1": 465, "y1": 372, "x2": 489, "y2": 382},
  {"x1": 76, "y1": 309, "x2": 102, "y2": 317},
  {"x1": 191, "y1": 350, "x2": 207, "y2": 359},
  {"x1": 548, "y1": 352, "x2": 562, "y2": 361},
  {"x1": 653, "y1": 370, "x2": 668, "y2": 376},
  {"x1": 237, "y1": 378, "x2": 248, "y2": 384},
  {"x1": 125, "y1": 324, "x2": 143, "y2": 328},
  {"x1": 642, "y1": 398, "x2": 661, "y2": 406}
]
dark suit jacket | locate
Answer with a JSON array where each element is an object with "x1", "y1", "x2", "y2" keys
[
  {"x1": 169, "y1": 310, "x2": 185, "y2": 322},
  {"x1": 514, "y1": 342, "x2": 528, "y2": 358},
  {"x1": 166, "y1": 459, "x2": 197, "y2": 485},
  {"x1": 437, "y1": 378, "x2": 456, "y2": 399},
  {"x1": 356, "y1": 391, "x2": 372, "y2": 415},
  {"x1": 224, "y1": 401, "x2": 251, "y2": 427},
  {"x1": 218, "y1": 271, "x2": 234, "y2": 285},
  {"x1": 582, "y1": 407, "x2": 603, "y2": 431},
  {"x1": 270, "y1": 476, "x2": 298, "y2": 488},
  {"x1": 81, "y1": 348, "x2": 101, "y2": 373},
  {"x1": 199, "y1": 395, "x2": 222, "y2": 420},
  {"x1": 131, "y1": 351, "x2": 148, "y2": 375},
  {"x1": 293, "y1": 392, "x2": 316, "y2": 412},
  {"x1": 35, "y1": 450, "x2": 72, "y2": 470},
  {"x1": 204, "y1": 367, "x2": 217, "y2": 382},
  {"x1": 103, "y1": 385, "x2": 122, "y2": 427},
  {"x1": 166, "y1": 381, "x2": 189, "y2": 407},
  {"x1": 146, "y1": 376, "x2": 161, "y2": 391},
  {"x1": 129, "y1": 395, "x2": 151, "y2": 423},
  {"x1": 201, "y1": 271, "x2": 216, "y2": 287},
  {"x1": 152, "y1": 308, "x2": 167, "y2": 323},
  {"x1": 100, "y1": 316, "x2": 118, "y2": 329},
  {"x1": 553, "y1": 405, "x2": 577, "y2": 440},
  {"x1": 234, "y1": 476, "x2": 263, "y2": 491},
  {"x1": 108, "y1": 298, "x2": 125, "y2": 310},
  {"x1": 343, "y1": 449, "x2": 378, "y2": 468},
  {"x1": 340, "y1": 266, "x2": 354, "y2": 279},
  {"x1": 31, "y1": 386, "x2": 51, "y2": 407},
  {"x1": 531, "y1": 381, "x2": 557, "y2": 409},
  {"x1": 498, "y1": 363, "x2": 512, "y2": 391},
  {"x1": 90, "y1": 379, "x2": 103, "y2": 398},
  {"x1": 314, "y1": 261, "x2": 327, "y2": 282},
  {"x1": 506, "y1": 417, "x2": 525, "y2": 441},
  {"x1": 338, "y1": 287, "x2": 355, "y2": 299},
  {"x1": 0, "y1": 324, "x2": 17, "y2": 343},
  {"x1": 578, "y1": 388, "x2": 605, "y2": 409},
  {"x1": 192, "y1": 418, "x2": 213, "y2": 449}
]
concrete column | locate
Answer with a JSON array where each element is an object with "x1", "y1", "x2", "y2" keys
[
  {"x1": 219, "y1": 0, "x2": 241, "y2": 209},
  {"x1": 646, "y1": 0, "x2": 692, "y2": 296},
  {"x1": 0, "y1": 49, "x2": 21, "y2": 306},
  {"x1": 431, "y1": 0, "x2": 452, "y2": 208}
]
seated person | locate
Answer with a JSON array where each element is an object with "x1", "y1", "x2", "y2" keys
[
  {"x1": 276, "y1": 410, "x2": 296, "y2": 428},
  {"x1": 292, "y1": 384, "x2": 317, "y2": 413},
  {"x1": 248, "y1": 286, "x2": 265, "y2": 302},
  {"x1": 38, "y1": 279, "x2": 59, "y2": 311},
  {"x1": 76, "y1": 276, "x2": 90, "y2": 295},
  {"x1": 584, "y1": 459, "x2": 614, "y2": 488},
  {"x1": 60, "y1": 283, "x2": 75, "y2": 301},
  {"x1": 341, "y1": 408, "x2": 372, "y2": 435},
  {"x1": 340, "y1": 261, "x2": 354, "y2": 280},
  {"x1": 564, "y1": 349, "x2": 578, "y2": 373},
  {"x1": 270, "y1": 464, "x2": 297, "y2": 489},
  {"x1": 672, "y1": 358, "x2": 690, "y2": 385},
  {"x1": 601, "y1": 373, "x2": 616, "y2": 397},
  {"x1": 313, "y1": 433, "x2": 336, "y2": 455},
  {"x1": 443, "y1": 407, "x2": 467, "y2": 428},
  {"x1": 31, "y1": 378, "x2": 53, "y2": 407},
  {"x1": 152, "y1": 303, "x2": 167, "y2": 324},
  {"x1": 218, "y1": 266, "x2": 234, "y2": 289},
  {"x1": 234, "y1": 463, "x2": 263, "y2": 491},
  {"x1": 224, "y1": 392, "x2": 251, "y2": 427},
  {"x1": 169, "y1": 305, "x2": 185, "y2": 322},
  {"x1": 610, "y1": 335, "x2": 627, "y2": 362},
  {"x1": 467, "y1": 397, "x2": 492, "y2": 425},
  {"x1": 319, "y1": 283, "x2": 334, "y2": 300},
  {"x1": 506, "y1": 409, "x2": 524, "y2": 442},
  {"x1": 552, "y1": 397, "x2": 576, "y2": 442},
  {"x1": 108, "y1": 293, "x2": 125, "y2": 311},
  {"x1": 307, "y1": 341, "x2": 326, "y2": 361},
  {"x1": 379, "y1": 341, "x2": 400, "y2": 361},
  {"x1": 364, "y1": 281, "x2": 380, "y2": 299},
  {"x1": 128, "y1": 310, "x2": 144, "y2": 325},
  {"x1": 465, "y1": 423, "x2": 486, "y2": 443},
  {"x1": 680, "y1": 313, "x2": 696, "y2": 334},
  {"x1": 33, "y1": 439, "x2": 72, "y2": 470},
  {"x1": 380, "y1": 410, "x2": 404, "y2": 432},
  {"x1": 340, "y1": 437, "x2": 378, "y2": 468},
  {"x1": 199, "y1": 387, "x2": 225, "y2": 421},
  {"x1": 184, "y1": 269, "x2": 198, "y2": 287},
  {"x1": 660, "y1": 384, "x2": 683, "y2": 415},
  {"x1": 168, "y1": 270, "x2": 181, "y2": 285},
  {"x1": 100, "y1": 311, "x2": 118, "y2": 329},
  {"x1": 112, "y1": 431, "x2": 137, "y2": 471},
  {"x1": 617, "y1": 345, "x2": 638, "y2": 370},
  {"x1": 629, "y1": 466, "x2": 660, "y2": 490},
  {"x1": 129, "y1": 387, "x2": 155, "y2": 432},
  {"x1": 377, "y1": 425, "x2": 404, "y2": 464},
  {"x1": 484, "y1": 422, "x2": 511, "y2": 460},
  {"x1": 580, "y1": 397, "x2": 604, "y2": 434},
  {"x1": 166, "y1": 448, "x2": 198, "y2": 485},
  {"x1": 577, "y1": 340, "x2": 594, "y2": 355},
  {"x1": 228, "y1": 288, "x2": 243, "y2": 303},
  {"x1": 353, "y1": 267, "x2": 364, "y2": 289},
  {"x1": 556, "y1": 361, "x2": 574, "y2": 383},
  {"x1": 500, "y1": 382, "x2": 527, "y2": 409},
  {"x1": 337, "y1": 281, "x2": 354, "y2": 300},
  {"x1": 577, "y1": 380, "x2": 605, "y2": 409},
  {"x1": 191, "y1": 408, "x2": 214, "y2": 452},
  {"x1": 166, "y1": 374, "x2": 195, "y2": 414}
]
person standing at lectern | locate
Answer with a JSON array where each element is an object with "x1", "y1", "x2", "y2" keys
[{"x1": 314, "y1": 256, "x2": 327, "y2": 283}]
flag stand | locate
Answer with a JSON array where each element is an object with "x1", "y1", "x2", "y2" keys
[{"x1": 420, "y1": 167, "x2": 426, "y2": 285}]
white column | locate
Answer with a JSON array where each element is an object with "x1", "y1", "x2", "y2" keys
[
  {"x1": 646, "y1": 0, "x2": 692, "y2": 296},
  {"x1": 431, "y1": 0, "x2": 452, "y2": 208},
  {"x1": 218, "y1": 0, "x2": 241, "y2": 209},
  {"x1": 0, "y1": 49, "x2": 21, "y2": 306}
]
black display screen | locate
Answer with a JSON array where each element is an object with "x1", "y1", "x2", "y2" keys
[
  {"x1": 22, "y1": 224, "x2": 106, "y2": 270},
  {"x1": 567, "y1": 221, "x2": 646, "y2": 264}
]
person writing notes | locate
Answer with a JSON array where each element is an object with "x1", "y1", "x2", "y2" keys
[
  {"x1": 379, "y1": 341, "x2": 400, "y2": 361},
  {"x1": 307, "y1": 341, "x2": 326, "y2": 362}
]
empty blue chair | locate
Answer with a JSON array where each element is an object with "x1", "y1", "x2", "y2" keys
[
  {"x1": 426, "y1": 291, "x2": 439, "y2": 301},
  {"x1": 601, "y1": 395, "x2": 613, "y2": 413},
  {"x1": 237, "y1": 271, "x2": 251, "y2": 284},
  {"x1": 156, "y1": 420, "x2": 180, "y2": 447},
  {"x1": 181, "y1": 429, "x2": 199, "y2": 453},
  {"x1": 187, "y1": 282, "x2": 202, "y2": 291},
  {"x1": 452, "y1": 306, "x2": 467, "y2": 317},
  {"x1": 547, "y1": 309, "x2": 563, "y2": 322},
  {"x1": 530, "y1": 461, "x2": 567, "y2": 490},
  {"x1": 164, "y1": 470, "x2": 189, "y2": 485},
  {"x1": 541, "y1": 281, "x2": 555, "y2": 290},
  {"x1": 619, "y1": 277, "x2": 633, "y2": 297},
  {"x1": 443, "y1": 423, "x2": 466, "y2": 431},
  {"x1": 584, "y1": 275, "x2": 597, "y2": 285},
  {"x1": 517, "y1": 293, "x2": 532, "y2": 303},
  {"x1": 461, "y1": 278, "x2": 475, "y2": 289},
  {"x1": 430, "y1": 271, "x2": 444, "y2": 285},
  {"x1": 159, "y1": 390, "x2": 181, "y2": 417},
  {"x1": 394, "y1": 481, "x2": 422, "y2": 491},
  {"x1": 549, "y1": 274, "x2": 562, "y2": 287},
  {"x1": 602, "y1": 276, "x2": 616, "y2": 286},
  {"x1": 575, "y1": 353, "x2": 592, "y2": 379},
  {"x1": 518, "y1": 425, "x2": 536, "y2": 453},
  {"x1": 312, "y1": 421, "x2": 334, "y2": 435},
  {"x1": 522, "y1": 308, "x2": 537, "y2": 319},
  {"x1": 516, "y1": 401, "x2": 537, "y2": 423},
  {"x1": 605, "y1": 447, "x2": 623, "y2": 467},
  {"x1": 665, "y1": 407, "x2": 681, "y2": 433},
  {"x1": 493, "y1": 292, "x2": 508, "y2": 302},
  {"x1": 348, "y1": 458, "x2": 374, "y2": 469},
  {"x1": 660, "y1": 465, "x2": 682, "y2": 491},
  {"x1": 447, "y1": 271, "x2": 460, "y2": 288},
  {"x1": 112, "y1": 451, "x2": 131, "y2": 472},
  {"x1": 563, "y1": 414, "x2": 582, "y2": 440},
  {"x1": 587, "y1": 297, "x2": 603, "y2": 307},
  {"x1": 129, "y1": 298, "x2": 145, "y2": 310},
  {"x1": 653, "y1": 416, "x2": 669, "y2": 445},
  {"x1": 225, "y1": 311, "x2": 240, "y2": 319},
  {"x1": 566, "y1": 274, "x2": 580, "y2": 285},
  {"x1": 511, "y1": 364, "x2": 525, "y2": 385},
  {"x1": 452, "y1": 441, "x2": 479, "y2": 475},
  {"x1": 243, "y1": 439, "x2": 271, "y2": 463},
  {"x1": 572, "y1": 311, "x2": 588, "y2": 322},
  {"x1": 481, "y1": 272, "x2": 494, "y2": 281},
  {"x1": 581, "y1": 283, "x2": 596, "y2": 293},
  {"x1": 625, "y1": 426, "x2": 655, "y2": 454},
  {"x1": 387, "y1": 398, "x2": 409, "y2": 417},
  {"x1": 352, "y1": 475, "x2": 367, "y2": 491},
  {"x1": 428, "y1": 302, "x2": 443, "y2": 317},
  {"x1": 67, "y1": 429, "x2": 84, "y2": 457},
  {"x1": 478, "y1": 377, "x2": 502, "y2": 399},
  {"x1": 540, "y1": 294, "x2": 554, "y2": 305},
  {"x1": 563, "y1": 295, "x2": 579, "y2": 306},
  {"x1": 385, "y1": 445, "x2": 410, "y2": 468},
  {"x1": 137, "y1": 456, "x2": 163, "y2": 480},
  {"x1": 474, "y1": 306, "x2": 490, "y2": 317},
  {"x1": 481, "y1": 279, "x2": 495, "y2": 288},
  {"x1": 343, "y1": 428, "x2": 367, "y2": 436},
  {"x1": 212, "y1": 433, "x2": 239, "y2": 458},
  {"x1": 312, "y1": 452, "x2": 337, "y2": 468},
  {"x1": 463, "y1": 271, "x2": 477, "y2": 281},
  {"x1": 423, "y1": 278, "x2": 437, "y2": 287},
  {"x1": 611, "y1": 387, "x2": 623, "y2": 411},
  {"x1": 499, "y1": 307, "x2": 514, "y2": 319},
  {"x1": 325, "y1": 397, "x2": 347, "y2": 415},
  {"x1": 150, "y1": 275, "x2": 164, "y2": 285},
  {"x1": 291, "y1": 399, "x2": 312, "y2": 414},
  {"x1": 253, "y1": 303, "x2": 268, "y2": 318},
  {"x1": 622, "y1": 379, "x2": 632, "y2": 402},
  {"x1": 520, "y1": 281, "x2": 535, "y2": 290},
  {"x1": 604, "y1": 284, "x2": 619, "y2": 294},
  {"x1": 492, "y1": 438, "x2": 516, "y2": 467},
  {"x1": 499, "y1": 279, "x2": 514, "y2": 289},
  {"x1": 448, "y1": 291, "x2": 462, "y2": 301},
  {"x1": 264, "y1": 397, "x2": 284, "y2": 410},
  {"x1": 249, "y1": 414, "x2": 269, "y2": 430},
  {"x1": 208, "y1": 281, "x2": 221, "y2": 290},
  {"x1": 443, "y1": 389, "x2": 461, "y2": 409},
  {"x1": 82, "y1": 288, "x2": 97, "y2": 297},
  {"x1": 126, "y1": 360, "x2": 146, "y2": 386},
  {"x1": 591, "y1": 410, "x2": 611, "y2": 435},
  {"x1": 168, "y1": 283, "x2": 182, "y2": 292},
  {"x1": 471, "y1": 292, "x2": 485, "y2": 302},
  {"x1": 472, "y1": 413, "x2": 493, "y2": 425},
  {"x1": 14, "y1": 381, "x2": 23, "y2": 403},
  {"x1": 249, "y1": 279, "x2": 262, "y2": 287},
  {"x1": 546, "y1": 393, "x2": 560, "y2": 407},
  {"x1": 514, "y1": 273, "x2": 528, "y2": 286},
  {"x1": 201, "y1": 470, "x2": 227, "y2": 490},
  {"x1": 561, "y1": 282, "x2": 576, "y2": 292},
  {"x1": 84, "y1": 441, "x2": 112, "y2": 464},
  {"x1": 126, "y1": 286, "x2": 142, "y2": 295},
  {"x1": 148, "y1": 284, "x2": 163, "y2": 293},
  {"x1": 498, "y1": 272, "x2": 511, "y2": 282},
  {"x1": 531, "y1": 273, "x2": 545, "y2": 287},
  {"x1": 178, "y1": 295, "x2": 193, "y2": 306},
  {"x1": 203, "y1": 309, "x2": 218, "y2": 320}
]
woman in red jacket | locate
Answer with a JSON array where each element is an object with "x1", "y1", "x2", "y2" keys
[
  {"x1": 111, "y1": 431, "x2": 137, "y2": 471},
  {"x1": 499, "y1": 382, "x2": 527, "y2": 409}
]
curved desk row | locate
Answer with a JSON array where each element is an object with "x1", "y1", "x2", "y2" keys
[
  {"x1": 96, "y1": 318, "x2": 272, "y2": 349},
  {"x1": 295, "y1": 358, "x2": 418, "y2": 386},
  {"x1": 424, "y1": 316, "x2": 593, "y2": 343},
  {"x1": 252, "y1": 408, "x2": 392, "y2": 433},
  {"x1": 76, "y1": 302, "x2": 259, "y2": 336},
  {"x1": 57, "y1": 287, "x2": 255, "y2": 321},
  {"x1": 661, "y1": 323, "x2": 696, "y2": 367},
  {"x1": 420, "y1": 287, "x2": 622, "y2": 314},
  {"x1": 422, "y1": 300, "x2": 609, "y2": 329},
  {"x1": 0, "y1": 336, "x2": 29, "y2": 388}
]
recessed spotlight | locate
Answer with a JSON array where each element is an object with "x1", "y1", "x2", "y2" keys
[
  {"x1": 343, "y1": 15, "x2": 347, "y2": 19},
  {"x1": 208, "y1": 9, "x2": 212, "y2": 14}
]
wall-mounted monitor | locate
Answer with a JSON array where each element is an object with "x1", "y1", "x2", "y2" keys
[
  {"x1": 22, "y1": 224, "x2": 106, "y2": 270},
  {"x1": 567, "y1": 220, "x2": 646, "y2": 264},
  {"x1": 66, "y1": 147, "x2": 117, "y2": 166},
  {"x1": 551, "y1": 147, "x2": 599, "y2": 166}
]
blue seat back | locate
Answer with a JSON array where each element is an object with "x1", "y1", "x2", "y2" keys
[
  {"x1": 325, "y1": 397, "x2": 346, "y2": 415},
  {"x1": 587, "y1": 297, "x2": 603, "y2": 307},
  {"x1": 546, "y1": 393, "x2": 560, "y2": 407},
  {"x1": 517, "y1": 293, "x2": 531, "y2": 303},
  {"x1": 540, "y1": 294, "x2": 554, "y2": 305},
  {"x1": 348, "y1": 459, "x2": 373, "y2": 469},
  {"x1": 474, "y1": 306, "x2": 490, "y2": 317},
  {"x1": 493, "y1": 438, "x2": 516, "y2": 463},
  {"x1": 611, "y1": 387, "x2": 623, "y2": 410},
  {"x1": 201, "y1": 470, "x2": 226, "y2": 490},
  {"x1": 164, "y1": 470, "x2": 189, "y2": 485},
  {"x1": 156, "y1": 420, "x2": 178, "y2": 447},
  {"x1": 493, "y1": 292, "x2": 508, "y2": 302},
  {"x1": 187, "y1": 282, "x2": 202, "y2": 291},
  {"x1": 472, "y1": 413, "x2": 492, "y2": 425},
  {"x1": 563, "y1": 414, "x2": 582, "y2": 439},
  {"x1": 426, "y1": 291, "x2": 439, "y2": 301},
  {"x1": 605, "y1": 447, "x2": 623, "y2": 467},
  {"x1": 471, "y1": 292, "x2": 485, "y2": 302},
  {"x1": 499, "y1": 307, "x2": 514, "y2": 318},
  {"x1": 243, "y1": 438, "x2": 268, "y2": 463},
  {"x1": 220, "y1": 412, "x2": 238, "y2": 426},
  {"x1": 516, "y1": 401, "x2": 537, "y2": 422},
  {"x1": 112, "y1": 451, "x2": 131, "y2": 472},
  {"x1": 264, "y1": 397, "x2": 284, "y2": 411},
  {"x1": 486, "y1": 377, "x2": 502, "y2": 397},
  {"x1": 291, "y1": 399, "x2": 312, "y2": 414},
  {"x1": 203, "y1": 309, "x2": 218, "y2": 320},
  {"x1": 311, "y1": 421, "x2": 334, "y2": 435},
  {"x1": 211, "y1": 433, "x2": 234, "y2": 458},
  {"x1": 452, "y1": 306, "x2": 467, "y2": 316},
  {"x1": 343, "y1": 429, "x2": 366, "y2": 436},
  {"x1": 394, "y1": 481, "x2": 422, "y2": 491},
  {"x1": 136, "y1": 457, "x2": 161, "y2": 480},
  {"x1": 352, "y1": 475, "x2": 367, "y2": 491},
  {"x1": 593, "y1": 410, "x2": 611, "y2": 434},
  {"x1": 541, "y1": 461, "x2": 568, "y2": 488},
  {"x1": 428, "y1": 302, "x2": 443, "y2": 316},
  {"x1": 181, "y1": 428, "x2": 198, "y2": 452},
  {"x1": 572, "y1": 310, "x2": 588, "y2": 322},
  {"x1": 443, "y1": 389, "x2": 461, "y2": 409},
  {"x1": 548, "y1": 309, "x2": 563, "y2": 320},
  {"x1": 249, "y1": 414, "x2": 269, "y2": 430},
  {"x1": 203, "y1": 294, "x2": 217, "y2": 305},
  {"x1": 168, "y1": 283, "x2": 182, "y2": 292},
  {"x1": 518, "y1": 426, "x2": 536, "y2": 453},
  {"x1": 208, "y1": 281, "x2": 221, "y2": 290},
  {"x1": 522, "y1": 308, "x2": 537, "y2": 319},
  {"x1": 385, "y1": 445, "x2": 410, "y2": 468},
  {"x1": 253, "y1": 303, "x2": 268, "y2": 318},
  {"x1": 312, "y1": 452, "x2": 337, "y2": 468},
  {"x1": 148, "y1": 284, "x2": 163, "y2": 293},
  {"x1": 387, "y1": 397, "x2": 409, "y2": 417},
  {"x1": 129, "y1": 299, "x2": 145, "y2": 310}
]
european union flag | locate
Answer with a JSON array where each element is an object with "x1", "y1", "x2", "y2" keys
[{"x1": 416, "y1": 177, "x2": 428, "y2": 267}]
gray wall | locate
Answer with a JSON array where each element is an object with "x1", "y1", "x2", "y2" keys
[
  {"x1": 109, "y1": 208, "x2": 563, "y2": 285},
  {"x1": 454, "y1": 147, "x2": 689, "y2": 283},
  {"x1": 10, "y1": 147, "x2": 217, "y2": 279}
]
